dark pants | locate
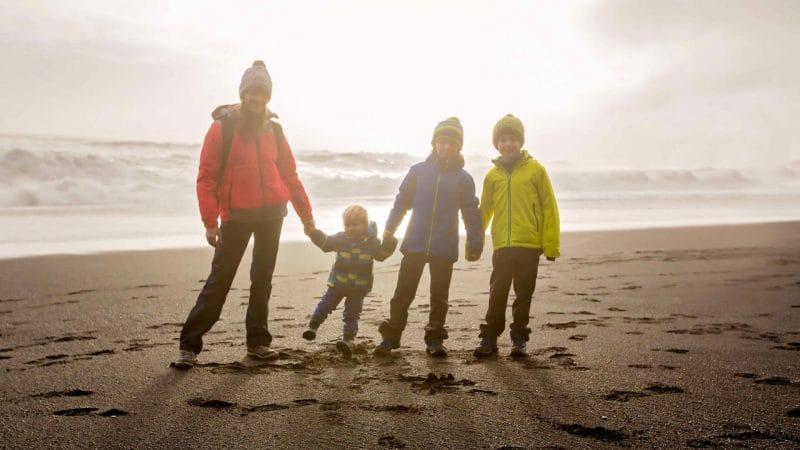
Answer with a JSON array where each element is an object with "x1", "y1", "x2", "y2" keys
[
  {"x1": 180, "y1": 219, "x2": 282, "y2": 354},
  {"x1": 379, "y1": 253, "x2": 453, "y2": 344},
  {"x1": 479, "y1": 247, "x2": 542, "y2": 341},
  {"x1": 309, "y1": 286, "x2": 365, "y2": 340}
]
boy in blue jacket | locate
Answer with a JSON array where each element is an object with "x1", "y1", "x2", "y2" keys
[
  {"x1": 375, "y1": 117, "x2": 484, "y2": 358},
  {"x1": 304, "y1": 205, "x2": 396, "y2": 355}
]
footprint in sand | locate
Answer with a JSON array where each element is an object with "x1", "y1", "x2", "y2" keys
[
  {"x1": 53, "y1": 408, "x2": 99, "y2": 416},
  {"x1": 604, "y1": 390, "x2": 649, "y2": 402},
  {"x1": 31, "y1": 389, "x2": 93, "y2": 398},
  {"x1": 188, "y1": 398, "x2": 235, "y2": 409},
  {"x1": 377, "y1": 435, "x2": 406, "y2": 449},
  {"x1": 652, "y1": 348, "x2": 689, "y2": 354},
  {"x1": 555, "y1": 422, "x2": 629, "y2": 444},
  {"x1": 359, "y1": 404, "x2": 421, "y2": 412},
  {"x1": 753, "y1": 376, "x2": 792, "y2": 386},
  {"x1": 66, "y1": 289, "x2": 95, "y2": 296}
]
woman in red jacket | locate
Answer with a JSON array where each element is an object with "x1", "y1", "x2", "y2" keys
[{"x1": 174, "y1": 60, "x2": 315, "y2": 369}]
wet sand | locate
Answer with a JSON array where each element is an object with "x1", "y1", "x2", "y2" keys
[{"x1": 1, "y1": 222, "x2": 799, "y2": 448}]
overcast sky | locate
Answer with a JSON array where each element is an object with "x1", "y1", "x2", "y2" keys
[{"x1": 1, "y1": 0, "x2": 797, "y2": 168}]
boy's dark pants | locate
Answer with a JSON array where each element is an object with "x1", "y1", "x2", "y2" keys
[
  {"x1": 379, "y1": 253, "x2": 453, "y2": 344},
  {"x1": 480, "y1": 247, "x2": 542, "y2": 341},
  {"x1": 180, "y1": 218, "x2": 282, "y2": 354}
]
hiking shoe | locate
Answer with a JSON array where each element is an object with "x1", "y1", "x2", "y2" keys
[
  {"x1": 510, "y1": 344, "x2": 527, "y2": 357},
  {"x1": 510, "y1": 334, "x2": 527, "y2": 358},
  {"x1": 302, "y1": 328, "x2": 317, "y2": 341},
  {"x1": 373, "y1": 340, "x2": 396, "y2": 357},
  {"x1": 173, "y1": 350, "x2": 197, "y2": 369},
  {"x1": 426, "y1": 341, "x2": 448, "y2": 358},
  {"x1": 247, "y1": 345, "x2": 279, "y2": 360},
  {"x1": 473, "y1": 337, "x2": 498, "y2": 358},
  {"x1": 336, "y1": 339, "x2": 355, "y2": 356}
]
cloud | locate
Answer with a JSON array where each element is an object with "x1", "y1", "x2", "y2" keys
[
  {"x1": 0, "y1": 2, "x2": 235, "y2": 142},
  {"x1": 531, "y1": 0, "x2": 800, "y2": 168}
]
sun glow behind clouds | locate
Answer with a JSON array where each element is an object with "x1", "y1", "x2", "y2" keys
[{"x1": 150, "y1": 0, "x2": 614, "y2": 154}]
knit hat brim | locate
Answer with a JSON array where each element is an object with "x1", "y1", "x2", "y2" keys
[
  {"x1": 492, "y1": 114, "x2": 525, "y2": 149},
  {"x1": 432, "y1": 117, "x2": 464, "y2": 148}
]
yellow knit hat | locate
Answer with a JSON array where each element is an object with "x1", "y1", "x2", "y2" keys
[
  {"x1": 431, "y1": 117, "x2": 464, "y2": 148},
  {"x1": 492, "y1": 114, "x2": 525, "y2": 149}
]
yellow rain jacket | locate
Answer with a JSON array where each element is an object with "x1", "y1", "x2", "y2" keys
[{"x1": 480, "y1": 150, "x2": 560, "y2": 259}]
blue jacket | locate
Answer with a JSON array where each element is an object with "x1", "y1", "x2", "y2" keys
[{"x1": 385, "y1": 153, "x2": 483, "y2": 262}]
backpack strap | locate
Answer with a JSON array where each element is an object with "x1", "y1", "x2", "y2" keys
[
  {"x1": 218, "y1": 115, "x2": 236, "y2": 184},
  {"x1": 270, "y1": 120, "x2": 285, "y2": 151}
]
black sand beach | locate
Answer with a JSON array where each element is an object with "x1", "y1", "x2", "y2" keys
[{"x1": 1, "y1": 222, "x2": 799, "y2": 448}]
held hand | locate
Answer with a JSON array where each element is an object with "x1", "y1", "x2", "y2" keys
[
  {"x1": 303, "y1": 219, "x2": 316, "y2": 236},
  {"x1": 381, "y1": 234, "x2": 398, "y2": 255},
  {"x1": 466, "y1": 252, "x2": 481, "y2": 262},
  {"x1": 205, "y1": 226, "x2": 221, "y2": 248}
]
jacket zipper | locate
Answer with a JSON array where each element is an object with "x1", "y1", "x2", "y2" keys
[
  {"x1": 254, "y1": 135, "x2": 267, "y2": 207},
  {"x1": 506, "y1": 172, "x2": 512, "y2": 247},
  {"x1": 532, "y1": 202, "x2": 538, "y2": 231},
  {"x1": 426, "y1": 171, "x2": 442, "y2": 254}
]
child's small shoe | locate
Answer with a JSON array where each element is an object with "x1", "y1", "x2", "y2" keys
[
  {"x1": 373, "y1": 339, "x2": 396, "y2": 357},
  {"x1": 172, "y1": 349, "x2": 197, "y2": 369},
  {"x1": 509, "y1": 333, "x2": 527, "y2": 357},
  {"x1": 473, "y1": 336, "x2": 498, "y2": 358},
  {"x1": 302, "y1": 327, "x2": 317, "y2": 341},
  {"x1": 425, "y1": 341, "x2": 448, "y2": 358},
  {"x1": 336, "y1": 339, "x2": 355, "y2": 356}
]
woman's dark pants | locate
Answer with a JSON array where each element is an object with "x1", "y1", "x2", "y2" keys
[{"x1": 180, "y1": 219, "x2": 282, "y2": 354}]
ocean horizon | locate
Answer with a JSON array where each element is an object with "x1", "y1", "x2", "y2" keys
[{"x1": 2, "y1": 133, "x2": 799, "y2": 259}]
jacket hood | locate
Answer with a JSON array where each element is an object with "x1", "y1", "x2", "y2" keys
[
  {"x1": 492, "y1": 149, "x2": 533, "y2": 170},
  {"x1": 367, "y1": 221, "x2": 378, "y2": 239},
  {"x1": 211, "y1": 103, "x2": 278, "y2": 121},
  {"x1": 425, "y1": 151, "x2": 465, "y2": 170}
]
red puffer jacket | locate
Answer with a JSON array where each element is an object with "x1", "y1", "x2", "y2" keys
[{"x1": 196, "y1": 110, "x2": 313, "y2": 228}]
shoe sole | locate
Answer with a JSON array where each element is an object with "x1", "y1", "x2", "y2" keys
[
  {"x1": 336, "y1": 341, "x2": 353, "y2": 356},
  {"x1": 426, "y1": 349, "x2": 448, "y2": 358},
  {"x1": 473, "y1": 348, "x2": 498, "y2": 358},
  {"x1": 247, "y1": 351, "x2": 279, "y2": 361},
  {"x1": 172, "y1": 361, "x2": 195, "y2": 370},
  {"x1": 373, "y1": 349, "x2": 392, "y2": 357},
  {"x1": 302, "y1": 331, "x2": 316, "y2": 341}
]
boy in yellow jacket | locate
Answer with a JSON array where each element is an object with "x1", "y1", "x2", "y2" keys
[{"x1": 474, "y1": 114, "x2": 560, "y2": 358}]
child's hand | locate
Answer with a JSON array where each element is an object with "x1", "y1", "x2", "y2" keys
[
  {"x1": 466, "y1": 252, "x2": 481, "y2": 262},
  {"x1": 303, "y1": 219, "x2": 316, "y2": 236},
  {"x1": 381, "y1": 234, "x2": 398, "y2": 255},
  {"x1": 308, "y1": 228, "x2": 326, "y2": 247}
]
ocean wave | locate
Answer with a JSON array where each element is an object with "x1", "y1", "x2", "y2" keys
[{"x1": 1, "y1": 138, "x2": 797, "y2": 208}]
